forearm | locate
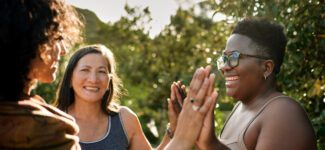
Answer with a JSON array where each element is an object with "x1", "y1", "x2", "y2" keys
[
  {"x1": 163, "y1": 137, "x2": 193, "y2": 150},
  {"x1": 155, "y1": 133, "x2": 171, "y2": 150}
]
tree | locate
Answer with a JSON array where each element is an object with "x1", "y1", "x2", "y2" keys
[{"x1": 34, "y1": 0, "x2": 325, "y2": 147}]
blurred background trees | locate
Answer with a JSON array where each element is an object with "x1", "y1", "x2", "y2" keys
[{"x1": 34, "y1": 0, "x2": 324, "y2": 148}]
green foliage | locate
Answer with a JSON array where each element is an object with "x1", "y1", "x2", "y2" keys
[
  {"x1": 211, "y1": 0, "x2": 325, "y2": 146},
  {"x1": 34, "y1": 0, "x2": 324, "y2": 147}
]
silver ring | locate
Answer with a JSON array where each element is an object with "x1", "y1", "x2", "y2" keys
[{"x1": 192, "y1": 105, "x2": 200, "y2": 111}]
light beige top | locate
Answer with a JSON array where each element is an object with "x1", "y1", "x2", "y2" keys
[{"x1": 219, "y1": 96, "x2": 287, "y2": 150}]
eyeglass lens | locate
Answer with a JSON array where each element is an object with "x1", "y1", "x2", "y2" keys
[{"x1": 217, "y1": 51, "x2": 240, "y2": 69}]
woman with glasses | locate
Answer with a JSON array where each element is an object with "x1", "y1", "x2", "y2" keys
[{"x1": 165, "y1": 18, "x2": 316, "y2": 150}]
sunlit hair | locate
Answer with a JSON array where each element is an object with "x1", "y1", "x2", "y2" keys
[
  {"x1": 55, "y1": 44, "x2": 123, "y2": 115},
  {"x1": 0, "y1": 0, "x2": 83, "y2": 101},
  {"x1": 232, "y1": 17, "x2": 287, "y2": 74}
]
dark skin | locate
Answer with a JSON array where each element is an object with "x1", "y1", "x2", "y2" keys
[
  {"x1": 201, "y1": 34, "x2": 316, "y2": 150},
  {"x1": 165, "y1": 34, "x2": 317, "y2": 150}
]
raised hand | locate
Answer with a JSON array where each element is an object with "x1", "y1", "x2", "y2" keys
[
  {"x1": 165, "y1": 66, "x2": 217, "y2": 150},
  {"x1": 167, "y1": 81, "x2": 187, "y2": 136},
  {"x1": 195, "y1": 70, "x2": 219, "y2": 149}
]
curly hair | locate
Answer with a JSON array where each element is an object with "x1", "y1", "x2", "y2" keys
[
  {"x1": 232, "y1": 17, "x2": 287, "y2": 74},
  {"x1": 55, "y1": 44, "x2": 123, "y2": 115},
  {"x1": 0, "y1": 0, "x2": 83, "y2": 101}
]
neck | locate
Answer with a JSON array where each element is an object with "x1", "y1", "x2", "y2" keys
[
  {"x1": 68, "y1": 100, "x2": 106, "y2": 121},
  {"x1": 240, "y1": 81, "x2": 277, "y2": 108}
]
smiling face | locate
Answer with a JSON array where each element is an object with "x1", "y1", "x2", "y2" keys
[
  {"x1": 220, "y1": 34, "x2": 265, "y2": 101},
  {"x1": 71, "y1": 53, "x2": 110, "y2": 103}
]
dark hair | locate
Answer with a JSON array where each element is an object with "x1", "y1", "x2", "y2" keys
[
  {"x1": 0, "y1": 0, "x2": 83, "y2": 101},
  {"x1": 55, "y1": 44, "x2": 122, "y2": 115},
  {"x1": 232, "y1": 17, "x2": 287, "y2": 74}
]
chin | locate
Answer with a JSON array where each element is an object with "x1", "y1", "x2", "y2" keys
[{"x1": 226, "y1": 88, "x2": 240, "y2": 100}]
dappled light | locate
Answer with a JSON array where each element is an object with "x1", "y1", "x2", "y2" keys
[{"x1": 34, "y1": 0, "x2": 324, "y2": 148}]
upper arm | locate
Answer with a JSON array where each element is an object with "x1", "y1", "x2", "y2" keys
[
  {"x1": 255, "y1": 98, "x2": 316, "y2": 150},
  {"x1": 119, "y1": 106, "x2": 152, "y2": 150}
]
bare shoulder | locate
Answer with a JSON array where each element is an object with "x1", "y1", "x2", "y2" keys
[
  {"x1": 119, "y1": 106, "x2": 137, "y2": 118},
  {"x1": 118, "y1": 106, "x2": 140, "y2": 129},
  {"x1": 266, "y1": 97, "x2": 305, "y2": 115},
  {"x1": 118, "y1": 106, "x2": 142, "y2": 136},
  {"x1": 263, "y1": 96, "x2": 309, "y2": 120},
  {"x1": 118, "y1": 106, "x2": 151, "y2": 149},
  {"x1": 256, "y1": 96, "x2": 317, "y2": 149}
]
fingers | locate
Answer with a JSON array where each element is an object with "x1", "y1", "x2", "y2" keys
[
  {"x1": 190, "y1": 72, "x2": 214, "y2": 107},
  {"x1": 203, "y1": 65, "x2": 212, "y2": 78},
  {"x1": 207, "y1": 73, "x2": 215, "y2": 96},
  {"x1": 207, "y1": 91, "x2": 218, "y2": 116},
  {"x1": 198, "y1": 91, "x2": 217, "y2": 115},
  {"x1": 187, "y1": 68, "x2": 206, "y2": 102},
  {"x1": 175, "y1": 81, "x2": 186, "y2": 105},
  {"x1": 174, "y1": 83, "x2": 184, "y2": 107},
  {"x1": 192, "y1": 78, "x2": 209, "y2": 106},
  {"x1": 203, "y1": 65, "x2": 214, "y2": 96},
  {"x1": 173, "y1": 65, "x2": 214, "y2": 114},
  {"x1": 170, "y1": 84, "x2": 181, "y2": 114},
  {"x1": 167, "y1": 98, "x2": 176, "y2": 116},
  {"x1": 189, "y1": 68, "x2": 205, "y2": 94},
  {"x1": 167, "y1": 98, "x2": 178, "y2": 130}
]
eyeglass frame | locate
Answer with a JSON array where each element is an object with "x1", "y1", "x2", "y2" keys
[{"x1": 216, "y1": 50, "x2": 270, "y2": 69}]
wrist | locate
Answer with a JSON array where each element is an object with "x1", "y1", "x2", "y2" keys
[{"x1": 166, "y1": 137, "x2": 192, "y2": 150}]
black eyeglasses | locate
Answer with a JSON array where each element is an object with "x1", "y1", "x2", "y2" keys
[{"x1": 216, "y1": 50, "x2": 270, "y2": 69}]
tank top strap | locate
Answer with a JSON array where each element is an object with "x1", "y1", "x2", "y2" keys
[
  {"x1": 238, "y1": 95, "x2": 289, "y2": 149},
  {"x1": 243, "y1": 95, "x2": 288, "y2": 130},
  {"x1": 79, "y1": 112, "x2": 129, "y2": 149},
  {"x1": 219, "y1": 101, "x2": 241, "y2": 139}
]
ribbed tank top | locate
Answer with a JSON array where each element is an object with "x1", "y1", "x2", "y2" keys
[
  {"x1": 219, "y1": 95, "x2": 288, "y2": 150},
  {"x1": 80, "y1": 112, "x2": 129, "y2": 150}
]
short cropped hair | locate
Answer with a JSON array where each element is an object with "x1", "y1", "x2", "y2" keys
[{"x1": 232, "y1": 18, "x2": 287, "y2": 74}]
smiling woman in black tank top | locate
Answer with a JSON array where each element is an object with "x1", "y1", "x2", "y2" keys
[{"x1": 54, "y1": 45, "x2": 152, "y2": 149}]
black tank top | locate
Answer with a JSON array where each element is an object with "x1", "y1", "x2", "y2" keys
[{"x1": 80, "y1": 112, "x2": 129, "y2": 150}]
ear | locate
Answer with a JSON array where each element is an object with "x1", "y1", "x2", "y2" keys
[{"x1": 262, "y1": 60, "x2": 274, "y2": 79}]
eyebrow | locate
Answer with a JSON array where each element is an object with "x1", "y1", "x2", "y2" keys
[{"x1": 79, "y1": 65, "x2": 108, "y2": 70}]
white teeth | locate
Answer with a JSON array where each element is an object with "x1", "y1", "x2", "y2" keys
[
  {"x1": 84, "y1": 86, "x2": 99, "y2": 92},
  {"x1": 226, "y1": 76, "x2": 239, "y2": 81}
]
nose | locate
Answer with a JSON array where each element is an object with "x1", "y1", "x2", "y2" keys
[
  {"x1": 219, "y1": 63, "x2": 232, "y2": 75},
  {"x1": 88, "y1": 72, "x2": 98, "y2": 83},
  {"x1": 59, "y1": 40, "x2": 67, "y2": 56}
]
